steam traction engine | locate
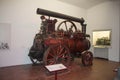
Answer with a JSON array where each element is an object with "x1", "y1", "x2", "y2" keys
[{"x1": 28, "y1": 8, "x2": 93, "y2": 66}]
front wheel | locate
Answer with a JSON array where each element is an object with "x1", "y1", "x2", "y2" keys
[{"x1": 81, "y1": 51, "x2": 93, "y2": 66}]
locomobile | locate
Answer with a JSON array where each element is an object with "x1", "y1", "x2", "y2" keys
[{"x1": 28, "y1": 8, "x2": 93, "y2": 66}]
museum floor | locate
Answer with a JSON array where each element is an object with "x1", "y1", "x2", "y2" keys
[{"x1": 0, "y1": 58, "x2": 120, "y2": 80}]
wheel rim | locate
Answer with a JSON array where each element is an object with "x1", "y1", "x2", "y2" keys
[
  {"x1": 81, "y1": 51, "x2": 93, "y2": 66},
  {"x1": 43, "y1": 44, "x2": 71, "y2": 66}
]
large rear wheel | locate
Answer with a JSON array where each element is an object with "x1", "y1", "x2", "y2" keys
[{"x1": 43, "y1": 44, "x2": 71, "y2": 67}]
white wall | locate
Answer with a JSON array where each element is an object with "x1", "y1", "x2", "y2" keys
[
  {"x1": 0, "y1": 0, "x2": 119, "y2": 67},
  {"x1": 0, "y1": 0, "x2": 86, "y2": 67},
  {"x1": 87, "y1": 0, "x2": 120, "y2": 62}
]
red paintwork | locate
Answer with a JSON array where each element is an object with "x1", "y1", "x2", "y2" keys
[{"x1": 44, "y1": 32, "x2": 90, "y2": 54}]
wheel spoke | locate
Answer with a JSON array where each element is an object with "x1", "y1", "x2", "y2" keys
[
  {"x1": 59, "y1": 50, "x2": 67, "y2": 57},
  {"x1": 47, "y1": 60, "x2": 55, "y2": 65},
  {"x1": 48, "y1": 52, "x2": 55, "y2": 57},
  {"x1": 64, "y1": 22, "x2": 68, "y2": 31},
  {"x1": 51, "y1": 47, "x2": 57, "y2": 56},
  {"x1": 56, "y1": 46, "x2": 61, "y2": 56},
  {"x1": 58, "y1": 47, "x2": 64, "y2": 56}
]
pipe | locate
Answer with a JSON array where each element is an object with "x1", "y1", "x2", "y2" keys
[{"x1": 36, "y1": 8, "x2": 84, "y2": 24}]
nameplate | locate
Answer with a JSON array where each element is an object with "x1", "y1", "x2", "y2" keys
[{"x1": 45, "y1": 64, "x2": 67, "y2": 72}]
